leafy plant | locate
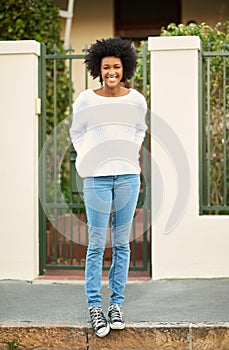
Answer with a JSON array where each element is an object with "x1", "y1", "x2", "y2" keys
[
  {"x1": 161, "y1": 21, "x2": 229, "y2": 50},
  {"x1": 6, "y1": 340, "x2": 18, "y2": 350}
]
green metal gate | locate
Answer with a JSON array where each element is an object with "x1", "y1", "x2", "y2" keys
[
  {"x1": 38, "y1": 42, "x2": 151, "y2": 276},
  {"x1": 199, "y1": 49, "x2": 229, "y2": 214}
]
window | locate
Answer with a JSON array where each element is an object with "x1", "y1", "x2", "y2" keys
[{"x1": 115, "y1": 0, "x2": 181, "y2": 39}]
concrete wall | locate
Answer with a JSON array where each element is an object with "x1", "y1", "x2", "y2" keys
[
  {"x1": 149, "y1": 36, "x2": 229, "y2": 279},
  {"x1": 0, "y1": 41, "x2": 40, "y2": 280}
]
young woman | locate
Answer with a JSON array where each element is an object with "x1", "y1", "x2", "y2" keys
[{"x1": 70, "y1": 37, "x2": 147, "y2": 337}]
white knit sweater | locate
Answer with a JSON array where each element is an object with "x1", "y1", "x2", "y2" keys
[{"x1": 70, "y1": 88, "x2": 148, "y2": 177}]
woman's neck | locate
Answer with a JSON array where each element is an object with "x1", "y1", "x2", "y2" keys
[{"x1": 94, "y1": 85, "x2": 129, "y2": 97}]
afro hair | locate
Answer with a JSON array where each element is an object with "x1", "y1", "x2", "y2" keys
[{"x1": 84, "y1": 37, "x2": 138, "y2": 83}]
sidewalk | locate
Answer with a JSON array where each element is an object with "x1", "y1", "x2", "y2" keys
[{"x1": 0, "y1": 278, "x2": 229, "y2": 349}]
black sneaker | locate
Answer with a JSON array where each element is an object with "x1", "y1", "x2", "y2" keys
[
  {"x1": 89, "y1": 306, "x2": 110, "y2": 337},
  {"x1": 108, "y1": 304, "x2": 125, "y2": 330}
]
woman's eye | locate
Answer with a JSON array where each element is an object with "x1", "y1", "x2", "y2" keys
[{"x1": 102, "y1": 66, "x2": 121, "y2": 70}]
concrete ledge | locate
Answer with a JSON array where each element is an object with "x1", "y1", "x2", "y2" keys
[
  {"x1": 0, "y1": 322, "x2": 228, "y2": 350},
  {"x1": 148, "y1": 36, "x2": 201, "y2": 51},
  {"x1": 0, "y1": 40, "x2": 40, "y2": 56}
]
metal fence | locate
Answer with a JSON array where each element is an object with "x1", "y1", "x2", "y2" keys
[
  {"x1": 38, "y1": 42, "x2": 151, "y2": 275},
  {"x1": 200, "y1": 50, "x2": 229, "y2": 214}
]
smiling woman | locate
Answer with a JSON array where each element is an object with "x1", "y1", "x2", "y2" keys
[
  {"x1": 84, "y1": 37, "x2": 137, "y2": 97},
  {"x1": 70, "y1": 37, "x2": 148, "y2": 337},
  {"x1": 84, "y1": 37, "x2": 137, "y2": 83}
]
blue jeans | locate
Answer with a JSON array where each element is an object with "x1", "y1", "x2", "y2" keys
[{"x1": 83, "y1": 174, "x2": 140, "y2": 308}]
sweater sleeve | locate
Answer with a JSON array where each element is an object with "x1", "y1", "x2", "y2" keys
[
  {"x1": 135, "y1": 117, "x2": 148, "y2": 146},
  {"x1": 69, "y1": 93, "x2": 87, "y2": 153},
  {"x1": 134, "y1": 92, "x2": 148, "y2": 146}
]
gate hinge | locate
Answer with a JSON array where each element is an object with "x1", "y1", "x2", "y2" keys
[{"x1": 35, "y1": 98, "x2": 41, "y2": 115}]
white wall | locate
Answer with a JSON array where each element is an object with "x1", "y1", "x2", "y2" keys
[
  {"x1": 0, "y1": 41, "x2": 40, "y2": 280},
  {"x1": 149, "y1": 36, "x2": 229, "y2": 279}
]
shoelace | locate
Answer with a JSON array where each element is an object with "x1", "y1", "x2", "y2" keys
[
  {"x1": 109, "y1": 305, "x2": 123, "y2": 322},
  {"x1": 90, "y1": 307, "x2": 106, "y2": 330}
]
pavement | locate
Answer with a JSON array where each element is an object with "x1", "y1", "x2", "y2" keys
[
  {"x1": 0, "y1": 278, "x2": 229, "y2": 349},
  {"x1": 0, "y1": 278, "x2": 229, "y2": 324}
]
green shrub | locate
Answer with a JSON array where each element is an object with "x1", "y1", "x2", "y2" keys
[
  {"x1": 160, "y1": 21, "x2": 229, "y2": 50},
  {"x1": 0, "y1": 0, "x2": 61, "y2": 45}
]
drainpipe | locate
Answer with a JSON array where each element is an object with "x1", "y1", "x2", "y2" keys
[{"x1": 59, "y1": 0, "x2": 75, "y2": 50}]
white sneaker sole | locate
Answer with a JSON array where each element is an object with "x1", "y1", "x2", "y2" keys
[
  {"x1": 95, "y1": 323, "x2": 110, "y2": 337},
  {"x1": 110, "y1": 323, "x2": 125, "y2": 330}
]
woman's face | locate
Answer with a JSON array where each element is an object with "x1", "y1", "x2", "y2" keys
[{"x1": 100, "y1": 56, "x2": 123, "y2": 88}]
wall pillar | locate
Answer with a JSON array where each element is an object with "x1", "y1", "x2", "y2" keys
[
  {"x1": 0, "y1": 41, "x2": 40, "y2": 280},
  {"x1": 148, "y1": 36, "x2": 229, "y2": 279}
]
